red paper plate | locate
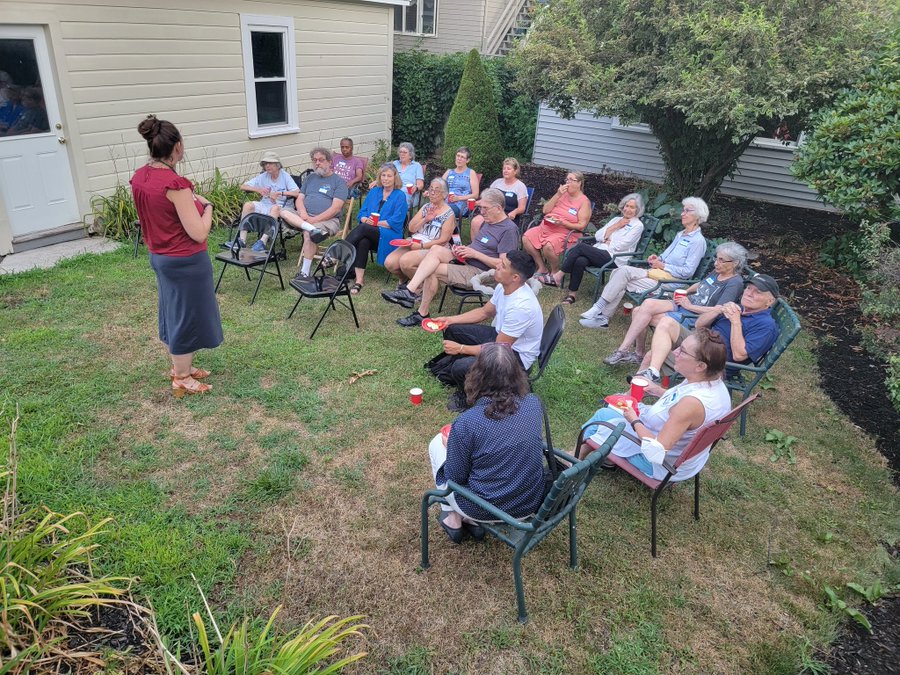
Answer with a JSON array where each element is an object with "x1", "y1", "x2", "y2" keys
[
  {"x1": 390, "y1": 239, "x2": 413, "y2": 247},
  {"x1": 440, "y1": 423, "x2": 452, "y2": 444},
  {"x1": 421, "y1": 319, "x2": 446, "y2": 333},
  {"x1": 604, "y1": 394, "x2": 637, "y2": 413}
]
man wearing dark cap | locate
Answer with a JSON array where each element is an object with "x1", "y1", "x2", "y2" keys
[{"x1": 635, "y1": 274, "x2": 781, "y2": 383}]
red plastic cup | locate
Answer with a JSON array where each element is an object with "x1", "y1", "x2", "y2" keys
[
  {"x1": 409, "y1": 387, "x2": 423, "y2": 406},
  {"x1": 673, "y1": 289, "x2": 688, "y2": 302},
  {"x1": 453, "y1": 246, "x2": 467, "y2": 264},
  {"x1": 630, "y1": 376, "x2": 649, "y2": 402},
  {"x1": 467, "y1": 198, "x2": 476, "y2": 211},
  {"x1": 406, "y1": 183, "x2": 414, "y2": 195},
  {"x1": 371, "y1": 212, "x2": 380, "y2": 226},
  {"x1": 623, "y1": 302, "x2": 634, "y2": 315}
]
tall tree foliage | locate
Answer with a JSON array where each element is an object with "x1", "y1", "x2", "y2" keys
[
  {"x1": 513, "y1": 0, "x2": 888, "y2": 200},
  {"x1": 442, "y1": 49, "x2": 505, "y2": 179}
]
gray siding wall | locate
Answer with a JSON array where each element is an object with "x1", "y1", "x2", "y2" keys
[
  {"x1": 394, "y1": 0, "x2": 485, "y2": 54},
  {"x1": 532, "y1": 104, "x2": 829, "y2": 211}
]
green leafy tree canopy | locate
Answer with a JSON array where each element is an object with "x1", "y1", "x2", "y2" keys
[
  {"x1": 442, "y1": 49, "x2": 505, "y2": 179},
  {"x1": 513, "y1": 0, "x2": 890, "y2": 200},
  {"x1": 793, "y1": 38, "x2": 900, "y2": 223}
]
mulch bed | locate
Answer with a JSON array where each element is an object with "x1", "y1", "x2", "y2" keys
[{"x1": 519, "y1": 163, "x2": 900, "y2": 674}]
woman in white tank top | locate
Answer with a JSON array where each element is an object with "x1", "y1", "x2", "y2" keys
[{"x1": 578, "y1": 328, "x2": 732, "y2": 481}]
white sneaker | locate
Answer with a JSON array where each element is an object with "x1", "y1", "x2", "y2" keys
[
  {"x1": 579, "y1": 315, "x2": 609, "y2": 329},
  {"x1": 580, "y1": 305, "x2": 602, "y2": 320}
]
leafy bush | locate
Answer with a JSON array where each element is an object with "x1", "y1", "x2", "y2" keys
[
  {"x1": 793, "y1": 39, "x2": 900, "y2": 223},
  {"x1": 442, "y1": 50, "x2": 505, "y2": 179},
  {"x1": 818, "y1": 233, "x2": 867, "y2": 278},
  {"x1": 392, "y1": 50, "x2": 537, "y2": 161}
]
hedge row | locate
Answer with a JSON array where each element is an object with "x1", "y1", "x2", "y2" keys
[{"x1": 392, "y1": 51, "x2": 538, "y2": 161}]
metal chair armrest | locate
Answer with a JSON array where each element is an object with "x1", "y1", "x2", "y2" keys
[
  {"x1": 725, "y1": 361, "x2": 766, "y2": 374},
  {"x1": 445, "y1": 481, "x2": 536, "y2": 531},
  {"x1": 596, "y1": 420, "x2": 640, "y2": 445}
]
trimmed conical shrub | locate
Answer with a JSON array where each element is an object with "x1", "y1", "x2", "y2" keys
[{"x1": 442, "y1": 49, "x2": 505, "y2": 179}]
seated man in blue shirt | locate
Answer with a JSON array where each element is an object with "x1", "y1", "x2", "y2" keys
[{"x1": 634, "y1": 274, "x2": 781, "y2": 383}]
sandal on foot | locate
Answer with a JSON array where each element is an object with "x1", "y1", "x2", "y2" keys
[
  {"x1": 168, "y1": 367, "x2": 210, "y2": 380},
  {"x1": 350, "y1": 282, "x2": 363, "y2": 296},
  {"x1": 562, "y1": 294, "x2": 577, "y2": 305},
  {"x1": 540, "y1": 274, "x2": 559, "y2": 287},
  {"x1": 172, "y1": 376, "x2": 212, "y2": 399}
]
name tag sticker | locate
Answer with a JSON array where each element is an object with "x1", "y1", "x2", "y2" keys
[
  {"x1": 567, "y1": 207, "x2": 578, "y2": 216},
  {"x1": 480, "y1": 236, "x2": 490, "y2": 244},
  {"x1": 679, "y1": 240, "x2": 690, "y2": 247},
  {"x1": 706, "y1": 277, "x2": 715, "y2": 284},
  {"x1": 318, "y1": 186, "x2": 330, "y2": 194},
  {"x1": 505, "y1": 191, "x2": 515, "y2": 198}
]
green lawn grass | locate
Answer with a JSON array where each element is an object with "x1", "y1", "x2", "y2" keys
[{"x1": 1, "y1": 232, "x2": 897, "y2": 673}]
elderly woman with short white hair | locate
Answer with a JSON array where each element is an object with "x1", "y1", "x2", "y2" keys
[{"x1": 580, "y1": 196, "x2": 709, "y2": 330}]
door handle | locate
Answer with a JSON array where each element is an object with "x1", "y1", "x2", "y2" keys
[{"x1": 57, "y1": 136, "x2": 66, "y2": 144}]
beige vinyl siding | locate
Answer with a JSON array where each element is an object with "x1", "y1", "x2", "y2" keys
[
  {"x1": 3, "y1": 0, "x2": 395, "y2": 200},
  {"x1": 394, "y1": 0, "x2": 485, "y2": 54},
  {"x1": 533, "y1": 105, "x2": 830, "y2": 211}
]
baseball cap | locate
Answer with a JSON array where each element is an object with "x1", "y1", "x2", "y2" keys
[{"x1": 748, "y1": 273, "x2": 779, "y2": 297}]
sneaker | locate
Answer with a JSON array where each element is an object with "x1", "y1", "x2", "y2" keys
[
  {"x1": 251, "y1": 240, "x2": 267, "y2": 253},
  {"x1": 635, "y1": 368, "x2": 661, "y2": 384},
  {"x1": 309, "y1": 228, "x2": 328, "y2": 244},
  {"x1": 580, "y1": 302, "x2": 605, "y2": 320},
  {"x1": 447, "y1": 390, "x2": 469, "y2": 412},
  {"x1": 397, "y1": 311, "x2": 426, "y2": 328},
  {"x1": 381, "y1": 287, "x2": 420, "y2": 309},
  {"x1": 292, "y1": 271, "x2": 312, "y2": 283},
  {"x1": 225, "y1": 239, "x2": 245, "y2": 250},
  {"x1": 604, "y1": 350, "x2": 640, "y2": 366},
  {"x1": 579, "y1": 315, "x2": 609, "y2": 329}
]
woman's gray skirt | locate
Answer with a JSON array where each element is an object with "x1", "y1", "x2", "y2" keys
[{"x1": 150, "y1": 250, "x2": 223, "y2": 355}]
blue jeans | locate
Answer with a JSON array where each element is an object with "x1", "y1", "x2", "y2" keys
[{"x1": 584, "y1": 407, "x2": 654, "y2": 476}]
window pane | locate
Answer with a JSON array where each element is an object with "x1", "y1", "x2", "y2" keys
[
  {"x1": 255, "y1": 81, "x2": 287, "y2": 125},
  {"x1": 0, "y1": 38, "x2": 50, "y2": 137},
  {"x1": 394, "y1": 6, "x2": 403, "y2": 31},
  {"x1": 421, "y1": 0, "x2": 436, "y2": 34},
  {"x1": 404, "y1": 0, "x2": 418, "y2": 33},
  {"x1": 251, "y1": 31, "x2": 284, "y2": 78}
]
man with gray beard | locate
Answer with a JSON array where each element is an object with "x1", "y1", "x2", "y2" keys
[{"x1": 282, "y1": 147, "x2": 348, "y2": 281}]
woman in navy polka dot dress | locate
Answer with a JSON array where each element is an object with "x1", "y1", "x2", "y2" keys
[{"x1": 428, "y1": 343, "x2": 551, "y2": 543}]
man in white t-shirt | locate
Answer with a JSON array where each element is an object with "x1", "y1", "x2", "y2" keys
[{"x1": 433, "y1": 250, "x2": 544, "y2": 410}]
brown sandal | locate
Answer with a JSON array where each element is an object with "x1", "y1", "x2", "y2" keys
[
  {"x1": 168, "y1": 367, "x2": 210, "y2": 380},
  {"x1": 350, "y1": 282, "x2": 363, "y2": 295},
  {"x1": 562, "y1": 294, "x2": 577, "y2": 305},
  {"x1": 172, "y1": 376, "x2": 212, "y2": 398}
]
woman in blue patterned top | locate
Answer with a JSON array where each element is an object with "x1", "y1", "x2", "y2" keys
[{"x1": 428, "y1": 343, "x2": 551, "y2": 543}]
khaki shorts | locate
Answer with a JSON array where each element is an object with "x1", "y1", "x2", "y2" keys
[
  {"x1": 444, "y1": 262, "x2": 482, "y2": 288},
  {"x1": 280, "y1": 209, "x2": 339, "y2": 236}
]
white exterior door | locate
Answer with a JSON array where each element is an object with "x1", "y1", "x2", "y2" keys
[{"x1": 0, "y1": 25, "x2": 79, "y2": 238}]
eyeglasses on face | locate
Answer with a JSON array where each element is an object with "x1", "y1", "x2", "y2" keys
[
  {"x1": 675, "y1": 344, "x2": 700, "y2": 360},
  {"x1": 715, "y1": 256, "x2": 734, "y2": 263},
  {"x1": 564, "y1": 177, "x2": 580, "y2": 183},
  {"x1": 682, "y1": 207, "x2": 696, "y2": 213}
]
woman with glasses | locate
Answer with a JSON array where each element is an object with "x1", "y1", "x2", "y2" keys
[
  {"x1": 384, "y1": 177, "x2": 456, "y2": 289},
  {"x1": 373, "y1": 141, "x2": 424, "y2": 208},
  {"x1": 522, "y1": 170, "x2": 592, "y2": 286},
  {"x1": 603, "y1": 241, "x2": 748, "y2": 365},
  {"x1": 346, "y1": 163, "x2": 408, "y2": 295},
  {"x1": 554, "y1": 192, "x2": 646, "y2": 304},
  {"x1": 580, "y1": 197, "x2": 709, "y2": 330},
  {"x1": 576, "y1": 328, "x2": 731, "y2": 483}
]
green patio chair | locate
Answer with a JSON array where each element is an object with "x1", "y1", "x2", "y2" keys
[
  {"x1": 624, "y1": 245, "x2": 717, "y2": 307},
  {"x1": 420, "y1": 421, "x2": 625, "y2": 624}
]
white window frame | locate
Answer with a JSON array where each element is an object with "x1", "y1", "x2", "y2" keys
[
  {"x1": 240, "y1": 14, "x2": 299, "y2": 138},
  {"x1": 394, "y1": 0, "x2": 438, "y2": 36}
]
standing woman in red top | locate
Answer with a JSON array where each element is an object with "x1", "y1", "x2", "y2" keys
[{"x1": 130, "y1": 115, "x2": 223, "y2": 397}]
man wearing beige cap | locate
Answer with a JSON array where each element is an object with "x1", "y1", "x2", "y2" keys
[
  {"x1": 280, "y1": 147, "x2": 348, "y2": 281},
  {"x1": 226, "y1": 151, "x2": 299, "y2": 253}
]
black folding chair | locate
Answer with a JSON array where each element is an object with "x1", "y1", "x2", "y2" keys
[
  {"x1": 214, "y1": 214, "x2": 284, "y2": 305},
  {"x1": 131, "y1": 220, "x2": 142, "y2": 258},
  {"x1": 529, "y1": 304, "x2": 566, "y2": 387},
  {"x1": 286, "y1": 239, "x2": 359, "y2": 339}
]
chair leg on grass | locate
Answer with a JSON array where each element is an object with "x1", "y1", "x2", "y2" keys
[
  {"x1": 420, "y1": 497, "x2": 432, "y2": 570},
  {"x1": 651, "y1": 488, "x2": 661, "y2": 558},
  {"x1": 694, "y1": 474, "x2": 701, "y2": 520},
  {"x1": 568, "y1": 510, "x2": 578, "y2": 569},
  {"x1": 287, "y1": 296, "x2": 303, "y2": 319},
  {"x1": 215, "y1": 264, "x2": 227, "y2": 293},
  {"x1": 513, "y1": 550, "x2": 529, "y2": 624}
]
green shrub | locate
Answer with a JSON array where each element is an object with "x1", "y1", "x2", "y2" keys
[
  {"x1": 442, "y1": 49, "x2": 505, "y2": 179},
  {"x1": 793, "y1": 39, "x2": 900, "y2": 223},
  {"x1": 392, "y1": 50, "x2": 537, "y2": 161}
]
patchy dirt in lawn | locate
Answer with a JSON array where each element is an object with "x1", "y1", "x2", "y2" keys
[{"x1": 519, "y1": 163, "x2": 900, "y2": 675}]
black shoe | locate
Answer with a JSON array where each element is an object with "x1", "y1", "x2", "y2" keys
[
  {"x1": 292, "y1": 271, "x2": 312, "y2": 283},
  {"x1": 438, "y1": 510, "x2": 464, "y2": 544},
  {"x1": 397, "y1": 311, "x2": 425, "y2": 328},
  {"x1": 463, "y1": 521, "x2": 486, "y2": 541},
  {"x1": 600, "y1": 458, "x2": 618, "y2": 471},
  {"x1": 447, "y1": 390, "x2": 469, "y2": 412},
  {"x1": 309, "y1": 228, "x2": 328, "y2": 244},
  {"x1": 382, "y1": 288, "x2": 419, "y2": 309}
]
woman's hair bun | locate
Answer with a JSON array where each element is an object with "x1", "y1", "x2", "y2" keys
[{"x1": 138, "y1": 114, "x2": 162, "y2": 140}]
